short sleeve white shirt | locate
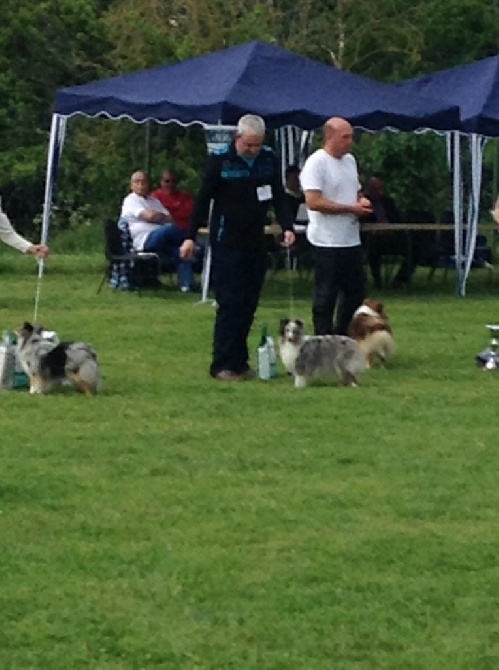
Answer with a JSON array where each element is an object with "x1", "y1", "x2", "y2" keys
[
  {"x1": 300, "y1": 149, "x2": 361, "y2": 247},
  {"x1": 121, "y1": 193, "x2": 170, "y2": 250}
]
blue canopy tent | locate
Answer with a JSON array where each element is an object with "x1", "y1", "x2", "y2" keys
[
  {"x1": 41, "y1": 40, "x2": 460, "y2": 289},
  {"x1": 52, "y1": 40, "x2": 459, "y2": 131},
  {"x1": 395, "y1": 56, "x2": 499, "y2": 294}
]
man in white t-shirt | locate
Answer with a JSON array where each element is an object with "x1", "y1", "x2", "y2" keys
[
  {"x1": 300, "y1": 117, "x2": 373, "y2": 335},
  {"x1": 121, "y1": 171, "x2": 194, "y2": 292}
]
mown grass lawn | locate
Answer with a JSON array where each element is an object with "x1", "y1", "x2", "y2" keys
[{"x1": 1, "y1": 253, "x2": 499, "y2": 669}]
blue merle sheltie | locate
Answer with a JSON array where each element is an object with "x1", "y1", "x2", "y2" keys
[
  {"x1": 16, "y1": 322, "x2": 101, "y2": 395},
  {"x1": 278, "y1": 318, "x2": 366, "y2": 388}
]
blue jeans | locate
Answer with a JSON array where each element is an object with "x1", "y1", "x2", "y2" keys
[{"x1": 143, "y1": 224, "x2": 194, "y2": 289}]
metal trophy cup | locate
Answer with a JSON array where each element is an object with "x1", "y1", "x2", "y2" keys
[{"x1": 476, "y1": 324, "x2": 499, "y2": 370}]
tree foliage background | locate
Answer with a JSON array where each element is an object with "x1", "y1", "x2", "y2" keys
[{"x1": 0, "y1": 0, "x2": 498, "y2": 236}]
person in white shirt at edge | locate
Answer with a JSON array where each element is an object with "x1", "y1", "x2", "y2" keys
[
  {"x1": 492, "y1": 196, "x2": 499, "y2": 227},
  {"x1": 299, "y1": 117, "x2": 372, "y2": 336},
  {"x1": 120, "y1": 171, "x2": 194, "y2": 292},
  {"x1": 0, "y1": 201, "x2": 49, "y2": 259}
]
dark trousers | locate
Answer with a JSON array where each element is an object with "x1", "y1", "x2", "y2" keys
[
  {"x1": 312, "y1": 245, "x2": 366, "y2": 336},
  {"x1": 210, "y1": 244, "x2": 267, "y2": 376}
]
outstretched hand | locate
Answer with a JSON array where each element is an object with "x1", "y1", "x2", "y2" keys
[{"x1": 28, "y1": 244, "x2": 49, "y2": 260}]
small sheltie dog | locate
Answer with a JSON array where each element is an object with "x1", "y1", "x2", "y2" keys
[
  {"x1": 278, "y1": 318, "x2": 366, "y2": 388},
  {"x1": 347, "y1": 298, "x2": 395, "y2": 368},
  {"x1": 16, "y1": 322, "x2": 101, "y2": 395}
]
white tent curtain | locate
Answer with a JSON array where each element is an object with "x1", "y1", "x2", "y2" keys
[
  {"x1": 276, "y1": 126, "x2": 314, "y2": 181},
  {"x1": 447, "y1": 131, "x2": 488, "y2": 296},
  {"x1": 463, "y1": 134, "x2": 487, "y2": 292},
  {"x1": 449, "y1": 131, "x2": 464, "y2": 292}
]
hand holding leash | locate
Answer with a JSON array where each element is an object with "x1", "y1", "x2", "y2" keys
[{"x1": 27, "y1": 244, "x2": 49, "y2": 259}]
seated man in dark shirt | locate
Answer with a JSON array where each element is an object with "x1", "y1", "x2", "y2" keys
[
  {"x1": 150, "y1": 170, "x2": 194, "y2": 232},
  {"x1": 284, "y1": 165, "x2": 307, "y2": 223},
  {"x1": 362, "y1": 174, "x2": 414, "y2": 289},
  {"x1": 282, "y1": 165, "x2": 311, "y2": 268}
]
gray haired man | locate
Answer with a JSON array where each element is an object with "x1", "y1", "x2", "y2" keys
[{"x1": 181, "y1": 114, "x2": 295, "y2": 380}]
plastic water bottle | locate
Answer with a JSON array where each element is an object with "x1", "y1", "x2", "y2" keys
[
  {"x1": 257, "y1": 325, "x2": 278, "y2": 381},
  {"x1": 4, "y1": 330, "x2": 30, "y2": 390},
  {"x1": 257, "y1": 325, "x2": 271, "y2": 380},
  {"x1": 0, "y1": 332, "x2": 15, "y2": 390}
]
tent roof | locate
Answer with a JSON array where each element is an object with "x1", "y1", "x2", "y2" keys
[
  {"x1": 394, "y1": 55, "x2": 499, "y2": 136},
  {"x1": 54, "y1": 41, "x2": 459, "y2": 132}
]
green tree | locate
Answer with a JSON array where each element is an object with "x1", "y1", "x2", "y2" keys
[{"x1": 0, "y1": 0, "x2": 108, "y2": 232}]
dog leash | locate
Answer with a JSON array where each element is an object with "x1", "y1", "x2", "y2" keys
[
  {"x1": 285, "y1": 246, "x2": 296, "y2": 319},
  {"x1": 33, "y1": 260, "x2": 44, "y2": 323}
]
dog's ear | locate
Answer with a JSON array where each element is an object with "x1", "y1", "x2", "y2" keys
[
  {"x1": 375, "y1": 301, "x2": 389, "y2": 319},
  {"x1": 279, "y1": 318, "x2": 290, "y2": 335},
  {"x1": 22, "y1": 322, "x2": 34, "y2": 333},
  {"x1": 296, "y1": 319, "x2": 305, "y2": 329}
]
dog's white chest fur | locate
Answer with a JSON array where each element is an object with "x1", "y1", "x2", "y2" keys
[{"x1": 279, "y1": 340, "x2": 302, "y2": 374}]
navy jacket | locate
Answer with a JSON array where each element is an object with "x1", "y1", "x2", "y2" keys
[{"x1": 188, "y1": 141, "x2": 293, "y2": 250}]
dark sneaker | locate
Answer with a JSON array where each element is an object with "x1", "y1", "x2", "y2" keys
[{"x1": 214, "y1": 370, "x2": 244, "y2": 381}]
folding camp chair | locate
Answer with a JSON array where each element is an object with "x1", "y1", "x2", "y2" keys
[{"x1": 97, "y1": 219, "x2": 162, "y2": 294}]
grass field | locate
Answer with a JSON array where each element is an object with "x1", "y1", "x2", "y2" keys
[{"x1": 2, "y1": 252, "x2": 499, "y2": 669}]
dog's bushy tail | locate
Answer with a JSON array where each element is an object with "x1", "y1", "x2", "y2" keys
[
  {"x1": 358, "y1": 330, "x2": 395, "y2": 363},
  {"x1": 66, "y1": 342, "x2": 101, "y2": 394},
  {"x1": 78, "y1": 357, "x2": 101, "y2": 393}
]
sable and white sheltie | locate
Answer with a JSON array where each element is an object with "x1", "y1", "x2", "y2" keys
[
  {"x1": 278, "y1": 318, "x2": 366, "y2": 388},
  {"x1": 16, "y1": 322, "x2": 101, "y2": 395},
  {"x1": 347, "y1": 298, "x2": 395, "y2": 368}
]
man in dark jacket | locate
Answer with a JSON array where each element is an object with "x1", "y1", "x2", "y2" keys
[{"x1": 180, "y1": 114, "x2": 295, "y2": 381}]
